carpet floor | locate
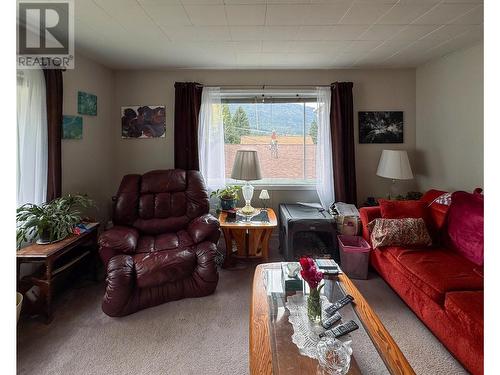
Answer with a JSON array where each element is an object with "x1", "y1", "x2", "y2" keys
[{"x1": 17, "y1": 267, "x2": 467, "y2": 375}]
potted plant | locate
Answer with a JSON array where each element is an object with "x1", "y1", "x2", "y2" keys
[
  {"x1": 210, "y1": 185, "x2": 241, "y2": 210},
  {"x1": 16, "y1": 194, "x2": 94, "y2": 248}
]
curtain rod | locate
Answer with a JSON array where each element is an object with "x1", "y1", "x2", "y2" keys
[{"x1": 199, "y1": 84, "x2": 333, "y2": 88}]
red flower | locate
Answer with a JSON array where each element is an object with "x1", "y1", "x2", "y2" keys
[{"x1": 299, "y1": 256, "x2": 323, "y2": 289}]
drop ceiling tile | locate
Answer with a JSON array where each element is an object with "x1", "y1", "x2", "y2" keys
[
  {"x1": 184, "y1": 5, "x2": 227, "y2": 26},
  {"x1": 422, "y1": 24, "x2": 475, "y2": 41},
  {"x1": 141, "y1": 4, "x2": 191, "y2": 26},
  {"x1": 357, "y1": 25, "x2": 406, "y2": 40},
  {"x1": 230, "y1": 26, "x2": 299, "y2": 41},
  {"x1": 391, "y1": 25, "x2": 438, "y2": 41},
  {"x1": 225, "y1": 5, "x2": 266, "y2": 26},
  {"x1": 329, "y1": 25, "x2": 370, "y2": 40},
  {"x1": 181, "y1": 0, "x2": 224, "y2": 4},
  {"x1": 138, "y1": 0, "x2": 181, "y2": 4},
  {"x1": 231, "y1": 41, "x2": 262, "y2": 52},
  {"x1": 289, "y1": 40, "x2": 348, "y2": 53},
  {"x1": 412, "y1": 3, "x2": 477, "y2": 25},
  {"x1": 161, "y1": 26, "x2": 231, "y2": 41},
  {"x1": 441, "y1": 0, "x2": 483, "y2": 3},
  {"x1": 303, "y1": 3, "x2": 352, "y2": 25},
  {"x1": 262, "y1": 41, "x2": 291, "y2": 53},
  {"x1": 450, "y1": 5, "x2": 483, "y2": 25},
  {"x1": 377, "y1": 3, "x2": 436, "y2": 25},
  {"x1": 339, "y1": 3, "x2": 394, "y2": 25},
  {"x1": 265, "y1": 5, "x2": 306, "y2": 26},
  {"x1": 236, "y1": 53, "x2": 262, "y2": 66},
  {"x1": 224, "y1": 0, "x2": 266, "y2": 3},
  {"x1": 344, "y1": 40, "x2": 384, "y2": 53},
  {"x1": 297, "y1": 26, "x2": 334, "y2": 41}
]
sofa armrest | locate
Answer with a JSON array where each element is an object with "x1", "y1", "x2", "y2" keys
[
  {"x1": 102, "y1": 255, "x2": 135, "y2": 317},
  {"x1": 359, "y1": 206, "x2": 382, "y2": 243},
  {"x1": 187, "y1": 214, "x2": 220, "y2": 244},
  {"x1": 98, "y1": 226, "x2": 139, "y2": 267}
]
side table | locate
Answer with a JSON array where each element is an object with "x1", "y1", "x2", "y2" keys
[
  {"x1": 219, "y1": 209, "x2": 277, "y2": 268},
  {"x1": 16, "y1": 222, "x2": 100, "y2": 323}
]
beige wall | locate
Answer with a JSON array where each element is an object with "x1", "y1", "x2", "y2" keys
[
  {"x1": 416, "y1": 43, "x2": 484, "y2": 192},
  {"x1": 62, "y1": 54, "x2": 114, "y2": 223},
  {"x1": 112, "y1": 68, "x2": 417, "y2": 207}
]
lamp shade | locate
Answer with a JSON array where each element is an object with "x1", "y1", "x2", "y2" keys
[
  {"x1": 231, "y1": 150, "x2": 262, "y2": 181},
  {"x1": 259, "y1": 189, "x2": 270, "y2": 200},
  {"x1": 376, "y1": 150, "x2": 414, "y2": 180}
]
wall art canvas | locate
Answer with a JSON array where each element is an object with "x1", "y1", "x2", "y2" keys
[
  {"x1": 121, "y1": 105, "x2": 166, "y2": 138},
  {"x1": 78, "y1": 91, "x2": 97, "y2": 116},
  {"x1": 62, "y1": 115, "x2": 83, "y2": 139},
  {"x1": 359, "y1": 111, "x2": 404, "y2": 144}
]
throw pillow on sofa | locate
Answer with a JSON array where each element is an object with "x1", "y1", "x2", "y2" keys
[
  {"x1": 447, "y1": 191, "x2": 484, "y2": 266},
  {"x1": 368, "y1": 218, "x2": 432, "y2": 249},
  {"x1": 378, "y1": 199, "x2": 429, "y2": 220}
]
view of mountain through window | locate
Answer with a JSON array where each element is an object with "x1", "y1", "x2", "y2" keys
[{"x1": 222, "y1": 96, "x2": 318, "y2": 186}]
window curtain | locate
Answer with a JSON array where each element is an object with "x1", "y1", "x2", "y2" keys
[
  {"x1": 17, "y1": 69, "x2": 48, "y2": 206},
  {"x1": 331, "y1": 82, "x2": 357, "y2": 204},
  {"x1": 198, "y1": 87, "x2": 226, "y2": 191},
  {"x1": 43, "y1": 69, "x2": 63, "y2": 201},
  {"x1": 315, "y1": 87, "x2": 335, "y2": 209},
  {"x1": 174, "y1": 82, "x2": 203, "y2": 170}
]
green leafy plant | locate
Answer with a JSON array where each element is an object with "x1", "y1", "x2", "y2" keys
[
  {"x1": 210, "y1": 185, "x2": 241, "y2": 200},
  {"x1": 16, "y1": 194, "x2": 94, "y2": 248}
]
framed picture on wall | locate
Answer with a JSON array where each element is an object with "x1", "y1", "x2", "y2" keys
[
  {"x1": 121, "y1": 105, "x2": 166, "y2": 138},
  {"x1": 78, "y1": 91, "x2": 97, "y2": 116},
  {"x1": 62, "y1": 115, "x2": 83, "y2": 139},
  {"x1": 358, "y1": 111, "x2": 404, "y2": 144}
]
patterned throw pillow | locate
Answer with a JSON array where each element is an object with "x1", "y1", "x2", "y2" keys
[
  {"x1": 368, "y1": 218, "x2": 432, "y2": 249},
  {"x1": 433, "y1": 192, "x2": 452, "y2": 206}
]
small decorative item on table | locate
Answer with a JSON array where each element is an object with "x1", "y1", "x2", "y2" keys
[
  {"x1": 281, "y1": 262, "x2": 303, "y2": 292},
  {"x1": 316, "y1": 337, "x2": 353, "y2": 375},
  {"x1": 299, "y1": 257, "x2": 324, "y2": 324}
]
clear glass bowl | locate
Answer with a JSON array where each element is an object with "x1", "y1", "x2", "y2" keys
[{"x1": 316, "y1": 337, "x2": 352, "y2": 375}]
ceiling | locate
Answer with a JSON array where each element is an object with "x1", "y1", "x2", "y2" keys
[{"x1": 72, "y1": 0, "x2": 484, "y2": 69}]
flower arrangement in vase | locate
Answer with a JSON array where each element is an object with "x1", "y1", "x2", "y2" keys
[{"x1": 299, "y1": 257, "x2": 324, "y2": 323}]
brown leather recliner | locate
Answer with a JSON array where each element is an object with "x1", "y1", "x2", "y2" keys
[{"x1": 98, "y1": 169, "x2": 220, "y2": 317}]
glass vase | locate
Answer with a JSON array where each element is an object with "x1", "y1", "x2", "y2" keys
[{"x1": 307, "y1": 287, "x2": 322, "y2": 323}]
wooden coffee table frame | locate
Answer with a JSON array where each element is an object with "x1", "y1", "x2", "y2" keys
[{"x1": 249, "y1": 263, "x2": 415, "y2": 375}]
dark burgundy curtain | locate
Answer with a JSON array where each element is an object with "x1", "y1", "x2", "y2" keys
[
  {"x1": 330, "y1": 82, "x2": 357, "y2": 204},
  {"x1": 43, "y1": 69, "x2": 63, "y2": 201},
  {"x1": 174, "y1": 82, "x2": 203, "y2": 170}
]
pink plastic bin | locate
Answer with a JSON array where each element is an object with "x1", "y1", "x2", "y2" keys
[{"x1": 338, "y1": 235, "x2": 371, "y2": 280}]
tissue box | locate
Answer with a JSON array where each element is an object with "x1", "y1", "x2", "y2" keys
[{"x1": 281, "y1": 263, "x2": 303, "y2": 292}]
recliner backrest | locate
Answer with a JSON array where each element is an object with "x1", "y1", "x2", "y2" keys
[{"x1": 113, "y1": 169, "x2": 209, "y2": 235}]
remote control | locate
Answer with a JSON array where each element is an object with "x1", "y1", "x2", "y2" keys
[
  {"x1": 319, "y1": 320, "x2": 359, "y2": 339},
  {"x1": 325, "y1": 294, "x2": 354, "y2": 315},
  {"x1": 321, "y1": 312, "x2": 342, "y2": 329}
]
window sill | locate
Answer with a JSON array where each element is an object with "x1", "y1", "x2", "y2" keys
[{"x1": 251, "y1": 184, "x2": 317, "y2": 191}]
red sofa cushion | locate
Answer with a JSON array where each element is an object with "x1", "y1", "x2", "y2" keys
[
  {"x1": 383, "y1": 246, "x2": 484, "y2": 304},
  {"x1": 446, "y1": 191, "x2": 484, "y2": 266},
  {"x1": 379, "y1": 199, "x2": 428, "y2": 219},
  {"x1": 445, "y1": 291, "x2": 484, "y2": 337}
]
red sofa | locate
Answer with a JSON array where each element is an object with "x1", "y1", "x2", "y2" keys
[{"x1": 360, "y1": 190, "x2": 484, "y2": 375}]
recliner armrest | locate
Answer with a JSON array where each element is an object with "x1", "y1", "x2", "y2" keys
[
  {"x1": 187, "y1": 214, "x2": 220, "y2": 244},
  {"x1": 98, "y1": 226, "x2": 139, "y2": 266}
]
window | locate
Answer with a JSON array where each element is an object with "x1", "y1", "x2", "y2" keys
[{"x1": 221, "y1": 90, "x2": 318, "y2": 186}]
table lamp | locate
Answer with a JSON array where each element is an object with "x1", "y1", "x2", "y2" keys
[
  {"x1": 231, "y1": 150, "x2": 262, "y2": 215},
  {"x1": 376, "y1": 150, "x2": 413, "y2": 199},
  {"x1": 259, "y1": 189, "x2": 270, "y2": 209}
]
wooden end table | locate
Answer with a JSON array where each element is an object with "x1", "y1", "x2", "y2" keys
[
  {"x1": 219, "y1": 208, "x2": 277, "y2": 268},
  {"x1": 16, "y1": 222, "x2": 100, "y2": 323}
]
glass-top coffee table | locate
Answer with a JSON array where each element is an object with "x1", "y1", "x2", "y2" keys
[{"x1": 249, "y1": 263, "x2": 415, "y2": 375}]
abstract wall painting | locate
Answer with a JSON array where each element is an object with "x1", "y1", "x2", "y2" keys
[
  {"x1": 78, "y1": 91, "x2": 97, "y2": 116},
  {"x1": 359, "y1": 111, "x2": 404, "y2": 144},
  {"x1": 121, "y1": 105, "x2": 166, "y2": 139},
  {"x1": 62, "y1": 115, "x2": 83, "y2": 139}
]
